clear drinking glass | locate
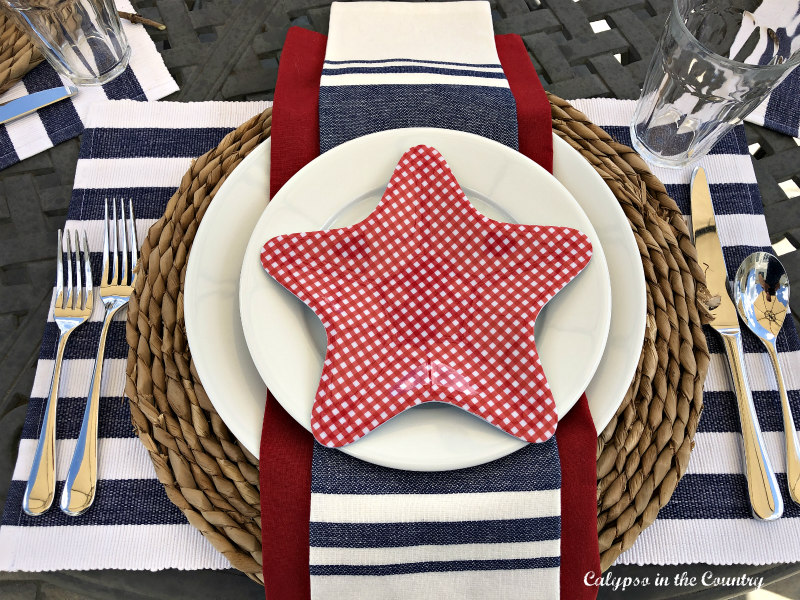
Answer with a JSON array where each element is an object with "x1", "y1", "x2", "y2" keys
[
  {"x1": 631, "y1": 0, "x2": 800, "y2": 168},
  {"x1": 5, "y1": 0, "x2": 130, "y2": 86}
]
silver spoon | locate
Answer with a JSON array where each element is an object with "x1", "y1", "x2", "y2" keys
[{"x1": 734, "y1": 251, "x2": 800, "y2": 505}]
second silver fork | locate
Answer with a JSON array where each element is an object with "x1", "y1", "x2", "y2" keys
[{"x1": 61, "y1": 198, "x2": 138, "y2": 516}]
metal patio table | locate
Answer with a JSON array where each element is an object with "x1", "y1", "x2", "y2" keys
[{"x1": 1, "y1": 0, "x2": 799, "y2": 598}]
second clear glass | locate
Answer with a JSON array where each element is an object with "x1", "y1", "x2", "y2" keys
[
  {"x1": 5, "y1": 0, "x2": 130, "y2": 86},
  {"x1": 631, "y1": 0, "x2": 800, "y2": 168}
]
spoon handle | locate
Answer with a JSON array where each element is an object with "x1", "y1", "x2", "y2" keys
[
  {"x1": 719, "y1": 329, "x2": 783, "y2": 520},
  {"x1": 765, "y1": 341, "x2": 800, "y2": 505}
]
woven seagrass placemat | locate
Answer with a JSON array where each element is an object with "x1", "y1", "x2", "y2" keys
[{"x1": 124, "y1": 96, "x2": 711, "y2": 584}]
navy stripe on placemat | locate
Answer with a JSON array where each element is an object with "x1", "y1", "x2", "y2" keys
[
  {"x1": 309, "y1": 516, "x2": 560, "y2": 548},
  {"x1": 704, "y1": 319, "x2": 800, "y2": 354},
  {"x1": 23, "y1": 65, "x2": 83, "y2": 147},
  {"x1": 79, "y1": 128, "x2": 235, "y2": 159},
  {"x1": 310, "y1": 557, "x2": 560, "y2": 576},
  {"x1": 664, "y1": 183, "x2": 764, "y2": 217},
  {"x1": 0, "y1": 125, "x2": 19, "y2": 168},
  {"x1": 698, "y1": 390, "x2": 800, "y2": 433},
  {"x1": 102, "y1": 66, "x2": 146, "y2": 101},
  {"x1": 319, "y1": 84, "x2": 518, "y2": 153},
  {"x1": 2, "y1": 479, "x2": 186, "y2": 526},
  {"x1": 39, "y1": 321, "x2": 128, "y2": 361},
  {"x1": 763, "y1": 69, "x2": 800, "y2": 137},
  {"x1": 321, "y1": 66, "x2": 507, "y2": 79},
  {"x1": 601, "y1": 126, "x2": 749, "y2": 157},
  {"x1": 658, "y1": 474, "x2": 800, "y2": 519},
  {"x1": 67, "y1": 188, "x2": 179, "y2": 221},
  {"x1": 324, "y1": 58, "x2": 503, "y2": 69},
  {"x1": 22, "y1": 396, "x2": 136, "y2": 440},
  {"x1": 311, "y1": 439, "x2": 559, "y2": 495}
]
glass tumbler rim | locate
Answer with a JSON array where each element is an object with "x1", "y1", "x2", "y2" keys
[{"x1": 670, "y1": 0, "x2": 800, "y2": 74}]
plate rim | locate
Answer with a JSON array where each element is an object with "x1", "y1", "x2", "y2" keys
[
  {"x1": 184, "y1": 138, "x2": 270, "y2": 455},
  {"x1": 184, "y1": 129, "x2": 646, "y2": 462}
]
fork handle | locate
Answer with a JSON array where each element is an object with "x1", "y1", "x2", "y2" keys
[
  {"x1": 23, "y1": 331, "x2": 71, "y2": 515},
  {"x1": 720, "y1": 330, "x2": 784, "y2": 520},
  {"x1": 60, "y1": 307, "x2": 119, "y2": 516}
]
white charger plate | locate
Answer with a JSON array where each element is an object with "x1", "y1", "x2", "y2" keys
[
  {"x1": 184, "y1": 130, "x2": 646, "y2": 466},
  {"x1": 240, "y1": 128, "x2": 610, "y2": 470}
]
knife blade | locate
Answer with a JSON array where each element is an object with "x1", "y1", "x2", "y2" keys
[
  {"x1": 0, "y1": 85, "x2": 78, "y2": 126},
  {"x1": 691, "y1": 166, "x2": 783, "y2": 521}
]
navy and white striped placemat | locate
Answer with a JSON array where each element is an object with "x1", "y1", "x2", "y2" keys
[
  {"x1": 0, "y1": 0, "x2": 177, "y2": 172},
  {"x1": 0, "y1": 99, "x2": 269, "y2": 571},
  {"x1": 573, "y1": 98, "x2": 800, "y2": 566}
]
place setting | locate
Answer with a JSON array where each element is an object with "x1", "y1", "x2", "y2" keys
[{"x1": 0, "y1": 0, "x2": 800, "y2": 599}]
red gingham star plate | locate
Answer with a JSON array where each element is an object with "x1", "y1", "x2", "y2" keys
[
  {"x1": 261, "y1": 145, "x2": 593, "y2": 447},
  {"x1": 240, "y1": 128, "x2": 612, "y2": 470}
]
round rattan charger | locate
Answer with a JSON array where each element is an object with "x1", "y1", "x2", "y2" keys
[
  {"x1": 0, "y1": 11, "x2": 44, "y2": 95},
  {"x1": 125, "y1": 96, "x2": 712, "y2": 584}
]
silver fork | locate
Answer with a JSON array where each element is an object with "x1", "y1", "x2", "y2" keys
[
  {"x1": 23, "y1": 230, "x2": 93, "y2": 516},
  {"x1": 61, "y1": 199, "x2": 138, "y2": 516}
]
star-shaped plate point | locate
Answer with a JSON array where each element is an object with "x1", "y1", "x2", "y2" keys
[{"x1": 261, "y1": 145, "x2": 592, "y2": 447}]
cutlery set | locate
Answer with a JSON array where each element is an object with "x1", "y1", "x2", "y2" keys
[
  {"x1": 22, "y1": 199, "x2": 139, "y2": 517},
  {"x1": 691, "y1": 166, "x2": 796, "y2": 520}
]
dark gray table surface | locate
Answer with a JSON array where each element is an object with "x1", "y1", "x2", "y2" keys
[{"x1": 1, "y1": 0, "x2": 800, "y2": 598}]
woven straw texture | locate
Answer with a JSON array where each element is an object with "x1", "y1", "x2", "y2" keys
[
  {"x1": 124, "y1": 97, "x2": 711, "y2": 583},
  {"x1": 0, "y1": 9, "x2": 44, "y2": 95}
]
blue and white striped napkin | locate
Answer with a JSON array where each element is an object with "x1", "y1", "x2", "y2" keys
[
  {"x1": 319, "y1": 1, "x2": 517, "y2": 153},
  {"x1": 571, "y1": 98, "x2": 800, "y2": 566},
  {"x1": 0, "y1": 0, "x2": 178, "y2": 171},
  {"x1": 309, "y1": 444, "x2": 561, "y2": 598},
  {"x1": 308, "y1": 4, "x2": 562, "y2": 598},
  {"x1": 0, "y1": 99, "x2": 269, "y2": 571}
]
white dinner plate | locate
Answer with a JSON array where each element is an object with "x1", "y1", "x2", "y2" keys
[
  {"x1": 240, "y1": 128, "x2": 610, "y2": 470},
  {"x1": 184, "y1": 130, "x2": 646, "y2": 466}
]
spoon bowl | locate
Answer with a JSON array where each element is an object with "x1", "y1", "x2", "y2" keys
[{"x1": 734, "y1": 251, "x2": 789, "y2": 344}]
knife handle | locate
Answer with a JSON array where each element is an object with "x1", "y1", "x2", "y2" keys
[{"x1": 719, "y1": 329, "x2": 784, "y2": 520}]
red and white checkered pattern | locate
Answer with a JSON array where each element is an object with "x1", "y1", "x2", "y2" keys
[{"x1": 261, "y1": 145, "x2": 592, "y2": 447}]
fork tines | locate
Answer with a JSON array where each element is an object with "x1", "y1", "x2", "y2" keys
[
  {"x1": 103, "y1": 198, "x2": 137, "y2": 287},
  {"x1": 56, "y1": 229, "x2": 92, "y2": 311}
]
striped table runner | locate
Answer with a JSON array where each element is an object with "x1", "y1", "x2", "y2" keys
[
  {"x1": 0, "y1": 0, "x2": 177, "y2": 171},
  {"x1": 0, "y1": 100, "x2": 269, "y2": 571}
]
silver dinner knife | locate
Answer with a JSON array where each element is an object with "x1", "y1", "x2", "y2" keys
[
  {"x1": 0, "y1": 85, "x2": 78, "y2": 126},
  {"x1": 691, "y1": 166, "x2": 783, "y2": 520}
]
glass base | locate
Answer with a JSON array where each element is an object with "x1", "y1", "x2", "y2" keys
[
  {"x1": 63, "y1": 45, "x2": 131, "y2": 86},
  {"x1": 629, "y1": 122, "x2": 701, "y2": 169}
]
